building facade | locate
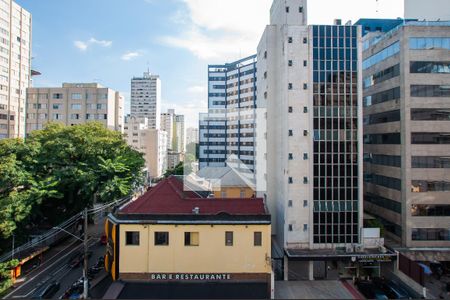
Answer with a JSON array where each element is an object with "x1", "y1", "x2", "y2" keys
[
  {"x1": 0, "y1": 0, "x2": 32, "y2": 139},
  {"x1": 362, "y1": 21, "x2": 450, "y2": 249},
  {"x1": 199, "y1": 55, "x2": 257, "y2": 173},
  {"x1": 186, "y1": 127, "x2": 199, "y2": 146},
  {"x1": 26, "y1": 83, "x2": 124, "y2": 133},
  {"x1": 105, "y1": 176, "x2": 271, "y2": 299},
  {"x1": 130, "y1": 72, "x2": 161, "y2": 129},
  {"x1": 161, "y1": 109, "x2": 175, "y2": 149},
  {"x1": 124, "y1": 115, "x2": 168, "y2": 179},
  {"x1": 257, "y1": 0, "x2": 369, "y2": 279}
]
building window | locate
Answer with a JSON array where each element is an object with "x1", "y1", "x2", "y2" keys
[
  {"x1": 288, "y1": 37, "x2": 293, "y2": 43},
  {"x1": 240, "y1": 189, "x2": 245, "y2": 198},
  {"x1": 254, "y1": 232, "x2": 262, "y2": 246},
  {"x1": 53, "y1": 93, "x2": 63, "y2": 99},
  {"x1": 303, "y1": 83, "x2": 308, "y2": 90},
  {"x1": 303, "y1": 60, "x2": 307, "y2": 67},
  {"x1": 184, "y1": 232, "x2": 199, "y2": 246},
  {"x1": 264, "y1": 51, "x2": 267, "y2": 59},
  {"x1": 288, "y1": 60, "x2": 293, "y2": 67},
  {"x1": 71, "y1": 104, "x2": 81, "y2": 110},
  {"x1": 303, "y1": 37, "x2": 308, "y2": 44},
  {"x1": 288, "y1": 83, "x2": 293, "y2": 90},
  {"x1": 264, "y1": 92, "x2": 268, "y2": 99},
  {"x1": 285, "y1": 6, "x2": 289, "y2": 13},
  {"x1": 264, "y1": 71, "x2": 267, "y2": 79},
  {"x1": 288, "y1": 153, "x2": 294, "y2": 160},
  {"x1": 303, "y1": 153, "x2": 309, "y2": 160},
  {"x1": 288, "y1": 177, "x2": 293, "y2": 184},
  {"x1": 299, "y1": 6, "x2": 303, "y2": 13},
  {"x1": 303, "y1": 177, "x2": 309, "y2": 184},
  {"x1": 53, "y1": 104, "x2": 62, "y2": 110},
  {"x1": 154, "y1": 232, "x2": 169, "y2": 246},
  {"x1": 303, "y1": 200, "x2": 308, "y2": 207},
  {"x1": 288, "y1": 224, "x2": 293, "y2": 231},
  {"x1": 71, "y1": 93, "x2": 82, "y2": 100},
  {"x1": 288, "y1": 106, "x2": 293, "y2": 113},
  {"x1": 289, "y1": 130, "x2": 293, "y2": 136},
  {"x1": 303, "y1": 106, "x2": 308, "y2": 113},
  {"x1": 303, "y1": 130, "x2": 308, "y2": 136},
  {"x1": 288, "y1": 200, "x2": 293, "y2": 207},
  {"x1": 303, "y1": 224, "x2": 308, "y2": 232},
  {"x1": 225, "y1": 231, "x2": 233, "y2": 246},
  {"x1": 125, "y1": 232, "x2": 140, "y2": 246}
]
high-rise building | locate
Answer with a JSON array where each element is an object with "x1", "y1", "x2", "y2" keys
[
  {"x1": 161, "y1": 109, "x2": 185, "y2": 153},
  {"x1": 0, "y1": 0, "x2": 32, "y2": 139},
  {"x1": 130, "y1": 72, "x2": 161, "y2": 129},
  {"x1": 404, "y1": 0, "x2": 450, "y2": 21},
  {"x1": 199, "y1": 55, "x2": 257, "y2": 173},
  {"x1": 161, "y1": 109, "x2": 175, "y2": 149},
  {"x1": 124, "y1": 115, "x2": 168, "y2": 178},
  {"x1": 361, "y1": 20, "x2": 450, "y2": 250},
  {"x1": 26, "y1": 83, "x2": 124, "y2": 133},
  {"x1": 257, "y1": 0, "x2": 368, "y2": 279},
  {"x1": 186, "y1": 127, "x2": 199, "y2": 146}
]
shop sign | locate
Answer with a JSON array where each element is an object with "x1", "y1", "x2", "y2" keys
[
  {"x1": 150, "y1": 273, "x2": 232, "y2": 281},
  {"x1": 357, "y1": 254, "x2": 392, "y2": 263}
]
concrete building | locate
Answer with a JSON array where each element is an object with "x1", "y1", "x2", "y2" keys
[
  {"x1": 199, "y1": 55, "x2": 257, "y2": 173},
  {"x1": 186, "y1": 127, "x2": 199, "y2": 146},
  {"x1": 161, "y1": 109, "x2": 175, "y2": 149},
  {"x1": 26, "y1": 83, "x2": 124, "y2": 134},
  {"x1": 167, "y1": 151, "x2": 183, "y2": 170},
  {"x1": 361, "y1": 20, "x2": 450, "y2": 252},
  {"x1": 405, "y1": 0, "x2": 450, "y2": 21},
  {"x1": 0, "y1": 0, "x2": 32, "y2": 139},
  {"x1": 105, "y1": 176, "x2": 271, "y2": 299},
  {"x1": 124, "y1": 115, "x2": 168, "y2": 179},
  {"x1": 174, "y1": 114, "x2": 185, "y2": 153},
  {"x1": 130, "y1": 72, "x2": 161, "y2": 129},
  {"x1": 255, "y1": 0, "x2": 395, "y2": 279}
]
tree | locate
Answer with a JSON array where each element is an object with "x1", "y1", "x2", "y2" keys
[
  {"x1": 0, "y1": 122, "x2": 145, "y2": 250},
  {"x1": 0, "y1": 259, "x2": 18, "y2": 296},
  {"x1": 164, "y1": 162, "x2": 184, "y2": 177}
]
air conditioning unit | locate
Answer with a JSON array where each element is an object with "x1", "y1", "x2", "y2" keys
[
  {"x1": 346, "y1": 245, "x2": 354, "y2": 253},
  {"x1": 354, "y1": 245, "x2": 364, "y2": 253}
]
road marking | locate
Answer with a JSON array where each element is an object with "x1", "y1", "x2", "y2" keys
[{"x1": 3, "y1": 238, "x2": 94, "y2": 299}]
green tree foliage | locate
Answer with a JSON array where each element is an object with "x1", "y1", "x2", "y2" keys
[
  {"x1": 0, "y1": 122, "x2": 145, "y2": 245},
  {"x1": 0, "y1": 259, "x2": 18, "y2": 296},
  {"x1": 164, "y1": 162, "x2": 184, "y2": 178}
]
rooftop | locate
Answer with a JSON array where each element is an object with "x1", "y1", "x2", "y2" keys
[{"x1": 118, "y1": 176, "x2": 267, "y2": 216}]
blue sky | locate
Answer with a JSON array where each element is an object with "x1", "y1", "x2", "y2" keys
[{"x1": 15, "y1": 0, "x2": 403, "y2": 128}]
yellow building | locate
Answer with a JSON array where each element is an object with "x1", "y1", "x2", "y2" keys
[
  {"x1": 105, "y1": 176, "x2": 271, "y2": 299},
  {"x1": 196, "y1": 167, "x2": 256, "y2": 198}
]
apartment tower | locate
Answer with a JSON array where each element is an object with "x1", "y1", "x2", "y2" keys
[
  {"x1": 130, "y1": 72, "x2": 161, "y2": 129},
  {"x1": 0, "y1": 0, "x2": 32, "y2": 139},
  {"x1": 257, "y1": 0, "x2": 364, "y2": 278},
  {"x1": 26, "y1": 83, "x2": 124, "y2": 133},
  {"x1": 199, "y1": 55, "x2": 257, "y2": 173},
  {"x1": 361, "y1": 20, "x2": 450, "y2": 250}
]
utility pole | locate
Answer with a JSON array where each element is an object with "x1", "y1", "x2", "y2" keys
[{"x1": 83, "y1": 208, "x2": 89, "y2": 299}]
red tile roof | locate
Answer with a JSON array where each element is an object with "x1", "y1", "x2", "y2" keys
[{"x1": 120, "y1": 176, "x2": 267, "y2": 215}]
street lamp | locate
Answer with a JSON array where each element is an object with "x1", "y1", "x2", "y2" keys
[{"x1": 53, "y1": 208, "x2": 89, "y2": 299}]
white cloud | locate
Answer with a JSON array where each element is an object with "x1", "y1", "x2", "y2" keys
[
  {"x1": 74, "y1": 41, "x2": 88, "y2": 51},
  {"x1": 121, "y1": 51, "x2": 142, "y2": 61},
  {"x1": 73, "y1": 37, "x2": 112, "y2": 51},
  {"x1": 161, "y1": 0, "x2": 271, "y2": 61}
]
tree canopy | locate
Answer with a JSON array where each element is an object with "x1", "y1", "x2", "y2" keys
[{"x1": 0, "y1": 122, "x2": 145, "y2": 248}]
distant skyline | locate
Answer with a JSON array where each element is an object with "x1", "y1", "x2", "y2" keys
[{"x1": 16, "y1": 0, "x2": 404, "y2": 128}]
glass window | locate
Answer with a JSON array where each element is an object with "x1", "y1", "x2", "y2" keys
[
  {"x1": 154, "y1": 232, "x2": 169, "y2": 246},
  {"x1": 125, "y1": 232, "x2": 140, "y2": 246},
  {"x1": 410, "y1": 61, "x2": 450, "y2": 74},
  {"x1": 412, "y1": 156, "x2": 450, "y2": 168},
  {"x1": 411, "y1": 109, "x2": 450, "y2": 121},
  {"x1": 412, "y1": 180, "x2": 450, "y2": 192},
  {"x1": 363, "y1": 64, "x2": 400, "y2": 88},
  {"x1": 411, "y1": 205, "x2": 450, "y2": 217},
  {"x1": 225, "y1": 231, "x2": 233, "y2": 246},
  {"x1": 363, "y1": 41, "x2": 400, "y2": 70},
  {"x1": 412, "y1": 133, "x2": 450, "y2": 144},
  {"x1": 71, "y1": 104, "x2": 81, "y2": 110},
  {"x1": 254, "y1": 232, "x2": 262, "y2": 246},
  {"x1": 410, "y1": 37, "x2": 450, "y2": 50},
  {"x1": 71, "y1": 93, "x2": 82, "y2": 100},
  {"x1": 184, "y1": 232, "x2": 199, "y2": 246},
  {"x1": 411, "y1": 85, "x2": 450, "y2": 97},
  {"x1": 412, "y1": 228, "x2": 450, "y2": 241}
]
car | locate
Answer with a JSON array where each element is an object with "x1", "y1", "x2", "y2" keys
[
  {"x1": 356, "y1": 280, "x2": 389, "y2": 300},
  {"x1": 32, "y1": 281, "x2": 60, "y2": 299},
  {"x1": 373, "y1": 278, "x2": 411, "y2": 299}
]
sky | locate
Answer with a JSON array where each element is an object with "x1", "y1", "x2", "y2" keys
[{"x1": 15, "y1": 0, "x2": 404, "y2": 128}]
